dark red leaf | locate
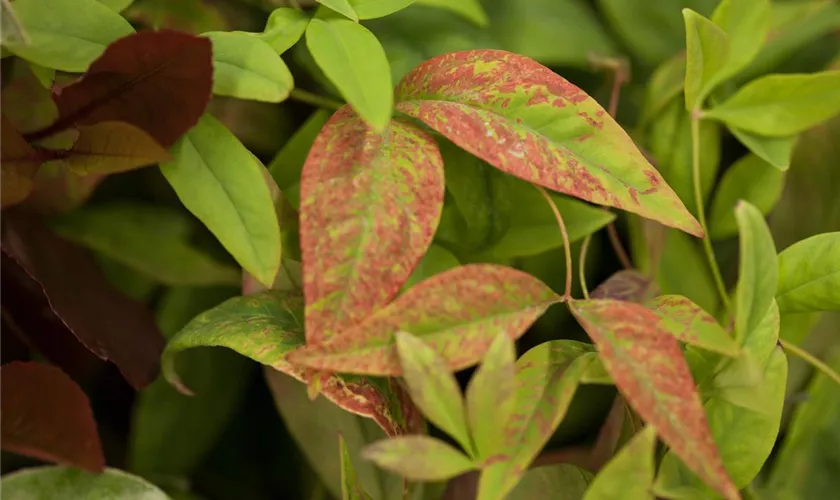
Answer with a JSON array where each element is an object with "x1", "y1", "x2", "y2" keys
[
  {"x1": 0, "y1": 361, "x2": 104, "y2": 472},
  {"x1": 1, "y1": 115, "x2": 47, "y2": 208},
  {"x1": 591, "y1": 270, "x2": 659, "y2": 303}
]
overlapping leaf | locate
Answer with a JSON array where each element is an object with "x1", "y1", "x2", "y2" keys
[
  {"x1": 709, "y1": 155, "x2": 785, "y2": 239},
  {"x1": 709, "y1": 0, "x2": 770, "y2": 82},
  {"x1": 568, "y1": 299, "x2": 739, "y2": 500},
  {"x1": 288, "y1": 264, "x2": 560, "y2": 376},
  {"x1": 394, "y1": 50, "x2": 702, "y2": 236},
  {"x1": 1, "y1": 116, "x2": 45, "y2": 208},
  {"x1": 0, "y1": 466, "x2": 170, "y2": 500},
  {"x1": 465, "y1": 333, "x2": 516, "y2": 460},
  {"x1": 682, "y1": 8, "x2": 729, "y2": 111},
  {"x1": 258, "y1": 7, "x2": 310, "y2": 55},
  {"x1": 591, "y1": 270, "x2": 659, "y2": 304},
  {"x1": 776, "y1": 232, "x2": 840, "y2": 313},
  {"x1": 727, "y1": 126, "x2": 796, "y2": 171},
  {"x1": 340, "y1": 434, "x2": 374, "y2": 500},
  {"x1": 268, "y1": 109, "x2": 331, "y2": 210},
  {"x1": 59, "y1": 122, "x2": 171, "y2": 175},
  {"x1": 583, "y1": 427, "x2": 657, "y2": 500},
  {"x1": 299, "y1": 107, "x2": 444, "y2": 344},
  {"x1": 734, "y1": 201, "x2": 778, "y2": 343},
  {"x1": 362, "y1": 435, "x2": 475, "y2": 481},
  {"x1": 648, "y1": 295, "x2": 740, "y2": 357},
  {"x1": 508, "y1": 464, "x2": 591, "y2": 500},
  {"x1": 204, "y1": 31, "x2": 294, "y2": 102}
]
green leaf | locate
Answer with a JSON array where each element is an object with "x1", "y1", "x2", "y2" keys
[
  {"x1": 317, "y1": 0, "x2": 359, "y2": 20},
  {"x1": 709, "y1": 155, "x2": 786, "y2": 240},
  {"x1": 415, "y1": 0, "x2": 487, "y2": 26},
  {"x1": 363, "y1": 435, "x2": 475, "y2": 481},
  {"x1": 267, "y1": 109, "x2": 331, "y2": 210},
  {"x1": 96, "y1": 0, "x2": 134, "y2": 12},
  {"x1": 306, "y1": 18, "x2": 393, "y2": 131},
  {"x1": 258, "y1": 8, "x2": 309, "y2": 54},
  {"x1": 682, "y1": 8, "x2": 730, "y2": 111},
  {"x1": 776, "y1": 232, "x2": 840, "y2": 313},
  {"x1": 508, "y1": 464, "x2": 592, "y2": 500},
  {"x1": 51, "y1": 203, "x2": 241, "y2": 286},
  {"x1": 710, "y1": 0, "x2": 770, "y2": 80},
  {"x1": 648, "y1": 295, "x2": 741, "y2": 357},
  {"x1": 734, "y1": 201, "x2": 778, "y2": 343},
  {"x1": 465, "y1": 333, "x2": 516, "y2": 460},
  {"x1": 3, "y1": 0, "x2": 135, "y2": 73},
  {"x1": 642, "y1": 53, "x2": 686, "y2": 125},
  {"x1": 395, "y1": 331, "x2": 472, "y2": 455},
  {"x1": 403, "y1": 244, "x2": 460, "y2": 290},
  {"x1": 727, "y1": 126, "x2": 796, "y2": 170},
  {"x1": 704, "y1": 71, "x2": 840, "y2": 136},
  {"x1": 654, "y1": 228, "x2": 719, "y2": 314},
  {"x1": 395, "y1": 50, "x2": 703, "y2": 237},
  {"x1": 204, "y1": 31, "x2": 293, "y2": 102},
  {"x1": 583, "y1": 427, "x2": 657, "y2": 500},
  {"x1": 288, "y1": 264, "x2": 561, "y2": 375},
  {"x1": 0, "y1": 466, "x2": 170, "y2": 500},
  {"x1": 298, "y1": 109, "x2": 443, "y2": 344},
  {"x1": 340, "y1": 434, "x2": 374, "y2": 500},
  {"x1": 349, "y1": 0, "x2": 415, "y2": 19},
  {"x1": 568, "y1": 299, "x2": 739, "y2": 500},
  {"x1": 160, "y1": 113, "x2": 281, "y2": 287}
]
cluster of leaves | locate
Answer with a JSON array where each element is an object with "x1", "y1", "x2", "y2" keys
[{"x1": 2, "y1": 0, "x2": 840, "y2": 499}]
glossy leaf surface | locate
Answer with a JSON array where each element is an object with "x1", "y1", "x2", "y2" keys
[
  {"x1": 734, "y1": 201, "x2": 778, "y2": 343},
  {"x1": 776, "y1": 232, "x2": 840, "y2": 313},
  {"x1": 362, "y1": 436, "x2": 474, "y2": 481},
  {"x1": 0, "y1": 466, "x2": 170, "y2": 500},
  {"x1": 465, "y1": 333, "x2": 516, "y2": 460},
  {"x1": 583, "y1": 427, "x2": 657, "y2": 500},
  {"x1": 204, "y1": 31, "x2": 294, "y2": 102}
]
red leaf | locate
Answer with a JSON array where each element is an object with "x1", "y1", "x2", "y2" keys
[
  {"x1": 568, "y1": 299, "x2": 739, "y2": 500},
  {"x1": 591, "y1": 270, "x2": 659, "y2": 303},
  {"x1": 394, "y1": 50, "x2": 702, "y2": 237},
  {"x1": 29, "y1": 30, "x2": 212, "y2": 148},
  {"x1": 0, "y1": 361, "x2": 104, "y2": 472},
  {"x1": 1, "y1": 115, "x2": 47, "y2": 208},
  {"x1": 300, "y1": 107, "x2": 445, "y2": 343},
  {"x1": 1, "y1": 211, "x2": 165, "y2": 389}
]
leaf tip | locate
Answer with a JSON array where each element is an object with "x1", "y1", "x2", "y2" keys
[{"x1": 162, "y1": 354, "x2": 194, "y2": 396}]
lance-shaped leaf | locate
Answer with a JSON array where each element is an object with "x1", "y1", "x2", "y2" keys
[
  {"x1": 568, "y1": 299, "x2": 739, "y2": 500},
  {"x1": 299, "y1": 107, "x2": 444, "y2": 343},
  {"x1": 728, "y1": 126, "x2": 796, "y2": 171},
  {"x1": 648, "y1": 295, "x2": 740, "y2": 357},
  {"x1": 1, "y1": 466, "x2": 170, "y2": 500},
  {"x1": 709, "y1": 155, "x2": 785, "y2": 240},
  {"x1": 776, "y1": 232, "x2": 840, "y2": 314},
  {"x1": 710, "y1": 0, "x2": 770, "y2": 82},
  {"x1": 0, "y1": 362, "x2": 104, "y2": 473},
  {"x1": 258, "y1": 7, "x2": 310, "y2": 55},
  {"x1": 340, "y1": 434, "x2": 374, "y2": 500},
  {"x1": 641, "y1": 53, "x2": 685, "y2": 125},
  {"x1": 204, "y1": 31, "x2": 294, "y2": 103},
  {"x1": 466, "y1": 333, "x2": 516, "y2": 460},
  {"x1": 682, "y1": 9, "x2": 729, "y2": 111},
  {"x1": 734, "y1": 201, "x2": 778, "y2": 343},
  {"x1": 591, "y1": 270, "x2": 659, "y2": 304},
  {"x1": 362, "y1": 435, "x2": 475, "y2": 481},
  {"x1": 395, "y1": 332, "x2": 473, "y2": 454},
  {"x1": 394, "y1": 50, "x2": 702, "y2": 236},
  {"x1": 288, "y1": 264, "x2": 560, "y2": 375},
  {"x1": 60, "y1": 122, "x2": 171, "y2": 175},
  {"x1": 583, "y1": 426, "x2": 657, "y2": 500}
]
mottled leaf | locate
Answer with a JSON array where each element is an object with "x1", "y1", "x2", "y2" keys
[
  {"x1": 709, "y1": 155, "x2": 785, "y2": 240},
  {"x1": 648, "y1": 295, "x2": 740, "y2": 357},
  {"x1": 568, "y1": 299, "x2": 738, "y2": 500},
  {"x1": 704, "y1": 71, "x2": 840, "y2": 137},
  {"x1": 591, "y1": 270, "x2": 659, "y2": 304},
  {"x1": 415, "y1": 0, "x2": 487, "y2": 26},
  {"x1": 306, "y1": 18, "x2": 393, "y2": 131},
  {"x1": 59, "y1": 121, "x2": 171, "y2": 175},
  {"x1": 1, "y1": 467, "x2": 170, "y2": 499},
  {"x1": 583, "y1": 426, "x2": 657, "y2": 500},
  {"x1": 268, "y1": 109, "x2": 331, "y2": 210},
  {"x1": 340, "y1": 434, "x2": 374, "y2": 500},
  {"x1": 395, "y1": 50, "x2": 702, "y2": 236},
  {"x1": 465, "y1": 333, "x2": 516, "y2": 460},
  {"x1": 289, "y1": 264, "x2": 560, "y2": 375},
  {"x1": 776, "y1": 232, "x2": 840, "y2": 313},
  {"x1": 0, "y1": 362, "x2": 104, "y2": 472},
  {"x1": 258, "y1": 7, "x2": 309, "y2": 54},
  {"x1": 734, "y1": 201, "x2": 778, "y2": 343},
  {"x1": 160, "y1": 113, "x2": 281, "y2": 287},
  {"x1": 710, "y1": 0, "x2": 770, "y2": 81},
  {"x1": 3, "y1": 0, "x2": 134, "y2": 73},
  {"x1": 508, "y1": 464, "x2": 592, "y2": 500},
  {"x1": 1, "y1": 115, "x2": 45, "y2": 208},
  {"x1": 299, "y1": 108, "x2": 443, "y2": 343},
  {"x1": 204, "y1": 31, "x2": 294, "y2": 103},
  {"x1": 362, "y1": 436, "x2": 475, "y2": 481},
  {"x1": 727, "y1": 126, "x2": 795, "y2": 171},
  {"x1": 682, "y1": 8, "x2": 729, "y2": 111}
]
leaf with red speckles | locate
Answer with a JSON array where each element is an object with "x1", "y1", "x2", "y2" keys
[
  {"x1": 299, "y1": 106, "x2": 445, "y2": 344},
  {"x1": 162, "y1": 289, "x2": 422, "y2": 436},
  {"x1": 591, "y1": 270, "x2": 659, "y2": 303},
  {"x1": 29, "y1": 30, "x2": 212, "y2": 148},
  {"x1": 362, "y1": 435, "x2": 475, "y2": 481},
  {"x1": 394, "y1": 50, "x2": 702, "y2": 237},
  {"x1": 288, "y1": 264, "x2": 561, "y2": 376},
  {"x1": 568, "y1": 298, "x2": 739, "y2": 500},
  {"x1": 648, "y1": 295, "x2": 741, "y2": 357},
  {"x1": 0, "y1": 361, "x2": 104, "y2": 472}
]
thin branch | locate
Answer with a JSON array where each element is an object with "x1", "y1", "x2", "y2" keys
[
  {"x1": 289, "y1": 88, "x2": 343, "y2": 110},
  {"x1": 535, "y1": 185, "x2": 573, "y2": 299},
  {"x1": 607, "y1": 223, "x2": 633, "y2": 270},
  {"x1": 579, "y1": 234, "x2": 592, "y2": 300},
  {"x1": 780, "y1": 339, "x2": 840, "y2": 388}
]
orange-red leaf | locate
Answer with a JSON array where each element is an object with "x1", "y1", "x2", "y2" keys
[
  {"x1": 394, "y1": 50, "x2": 702, "y2": 236},
  {"x1": 300, "y1": 106, "x2": 445, "y2": 343},
  {"x1": 568, "y1": 299, "x2": 739, "y2": 500},
  {"x1": 0, "y1": 361, "x2": 104, "y2": 472}
]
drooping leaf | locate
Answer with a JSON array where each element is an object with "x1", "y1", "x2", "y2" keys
[
  {"x1": 415, "y1": 0, "x2": 487, "y2": 26},
  {"x1": 710, "y1": 0, "x2": 770, "y2": 81},
  {"x1": 362, "y1": 436, "x2": 475, "y2": 481},
  {"x1": 776, "y1": 232, "x2": 840, "y2": 313},
  {"x1": 288, "y1": 264, "x2": 560, "y2": 375},
  {"x1": 3, "y1": 0, "x2": 134, "y2": 73},
  {"x1": 591, "y1": 270, "x2": 659, "y2": 304},
  {"x1": 268, "y1": 109, "x2": 331, "y2": 210},
  {"x1": 40, "y1": 30, "x2": 213, "y2": 148},
  {"x1": 465, "y1": 333, "x2": 516, "y2": 461},
  {"x1": 682, "y1": 8, "x2": 729, "y2": 111},
  {"x1": 340, "y1": 434, "x2": 374, "y2": 500},
  {"x1": 507, "y1": 464, "x2": 592, "y2": 500},
  {"x1": 727, "y1": 126, "x2": 796, "y2": 171},
  {"x1": 734, "y1": 201, "x2": 778, "y2": 343},
  {"x1": 0, "y1": 362, "x2": 104, "y2": 472},
  {"x1": 1, "y1": 211, "x2": 164, "y2": 389},
  {"x1": 395, "y1": 50, "x2": 703, "y2": 236},
  {"x1": 160, "y1": 113, "x2": 281, "y2": 288},
  {"x1": 258, "y1": 7, "x2": 310, "y2": 54},
  {"x1": 0, "y1": 466, "x2": 170, "y2": 500},
  {"x1": 59, "y1": 121, "x2": 171, "y2": 175},
  {"x1": 648, "y1": 295, "x2": 740, "y2": 357},
  {"x1": 306, "y1": 18, "x2": 393, "y2": 131},
  {"x1": 704, "y1": 71, "x2": 840, "y2": 137},
  {"x1": 204, "y1": 31, "x2": 294, "y2": 103},
  {"x1": 583, "y1": 426, "x2": 657, "y2": 500},
  {"x1": 395, "y1": 332, "x2": 472, "y2": 454},
  {"x1": 299, "y1": 108, "x2": 443, "y2": 343},
  {"x1": 709, "y1": 155, "x2": 786, "y2": 240},
  {"x1": 1, "y1": 116, "x2": 45, "y2": 208},
  {"x1": 317, "y1": 0, "x2": 359, "y2": 20},
  {"x1": 568, "y1": 299, "x2": 738, "y2": 500}
]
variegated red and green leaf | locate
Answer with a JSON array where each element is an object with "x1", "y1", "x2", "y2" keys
[
  {"x1": 288, "y1": 264, "x2": 561, "y2": 376},
  {"x1": 568, "y1": 299, "x2": 739, "y2": 500},
  {"x1": 161, "y1": 290, "x2": 422, "y2": 436},
  {"x1": 648, "y1": 295, "x2": 741, "y2": 357},
  {"x1": 300, "y1": 106, "x2": 445, "y2": 344},
  {"x1": 394, "y1": 50, "x2": 702, "y2": 236}
]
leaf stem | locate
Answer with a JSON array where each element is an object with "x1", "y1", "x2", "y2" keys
[
  {"x1": 535, "y1": 185, "x2": 573, "y2": 299},
  {"x1": 289, "y1": 88, "x2": 343, "y2": 110},
  {"x1": 780, "y1": 339, "x2": 840, "y2": 388},
  {"x1": 579, "y1": 234, "x2": 592, "y2": 300},
  {"x1": 606, "y1": 223, "x2": 633, "y2": 270},
  {"x1": 690, "y1": 115, "x2": 731, "y2": 313}
]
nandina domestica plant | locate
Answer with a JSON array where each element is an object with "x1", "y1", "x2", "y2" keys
[{"x1": 2, "y1": 0, "x2": 840, "y2": 499}]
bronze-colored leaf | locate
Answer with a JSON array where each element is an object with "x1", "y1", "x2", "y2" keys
[{"x1": 61, "y1": 121, "x2": 171, "y2": 175}]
